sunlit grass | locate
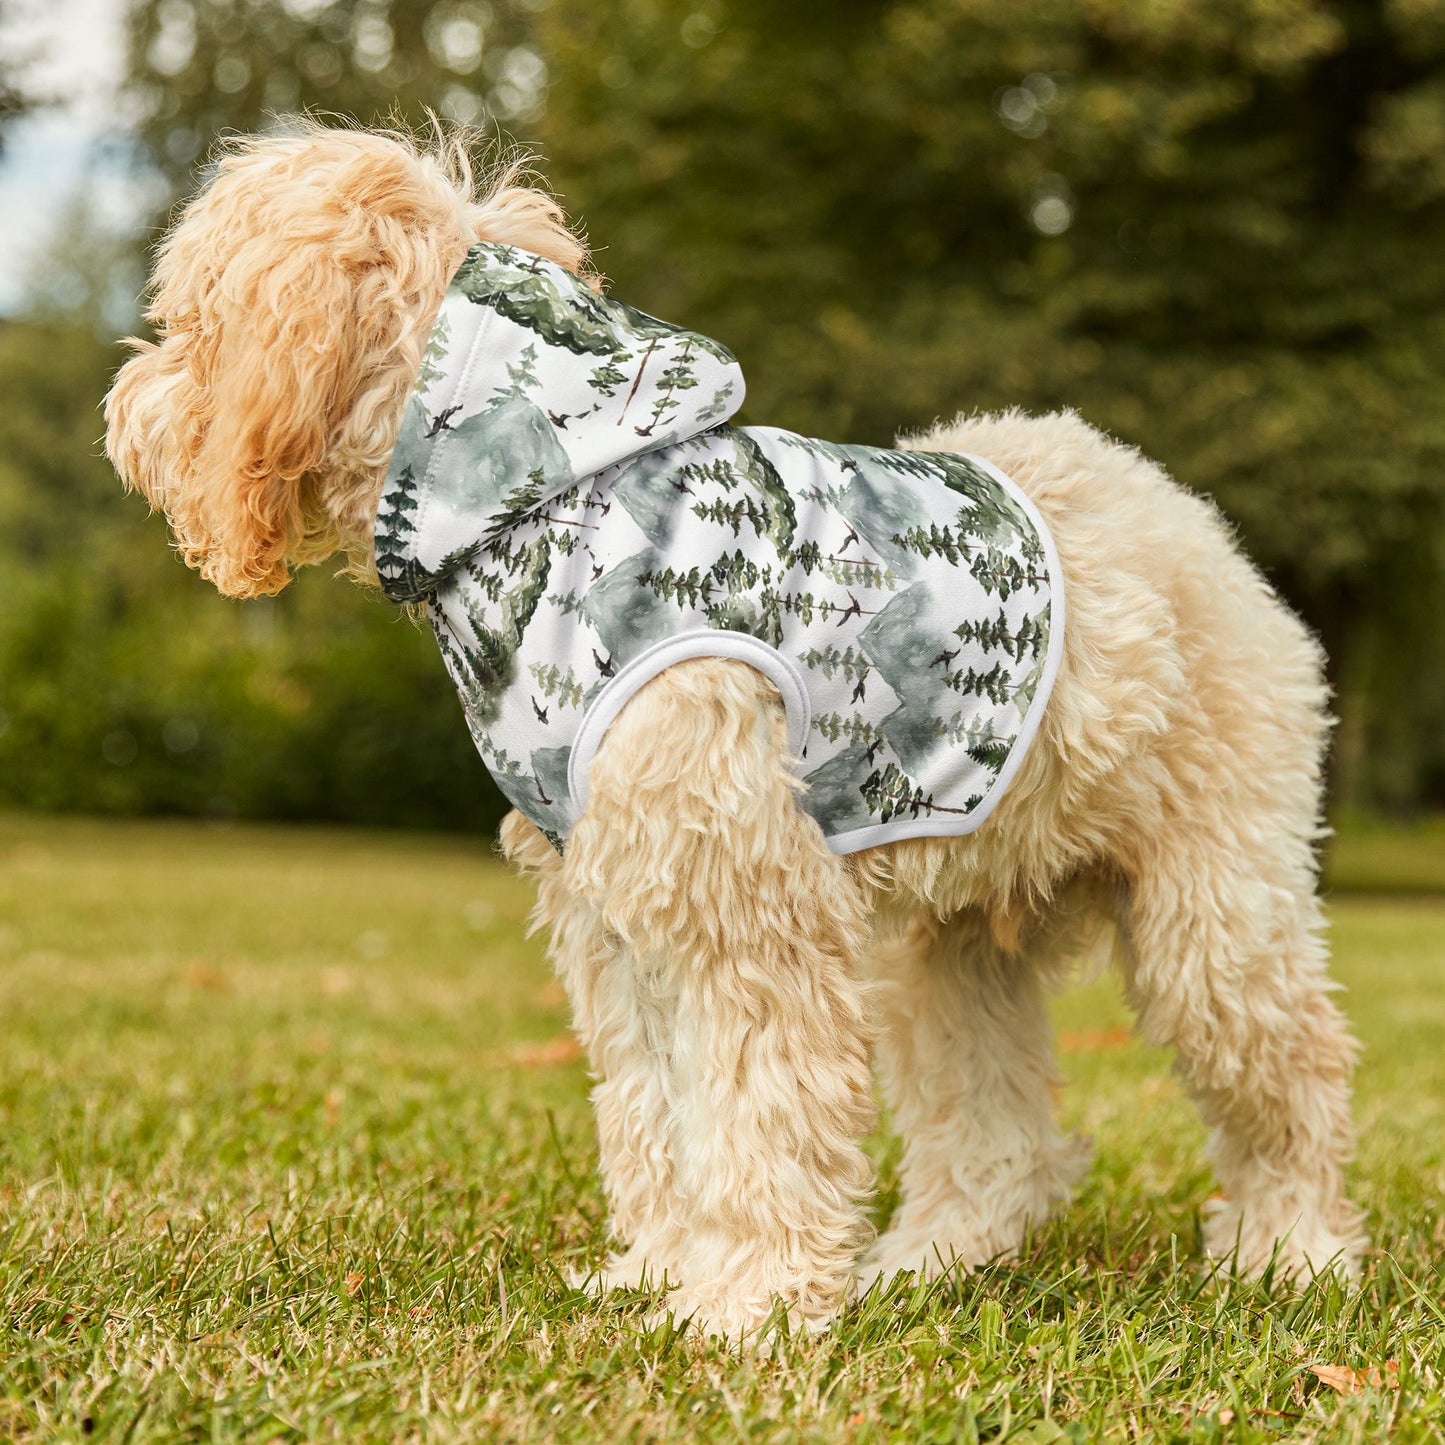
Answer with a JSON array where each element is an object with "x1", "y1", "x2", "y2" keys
[{"x1": 2, "y1": 812, "x2": 1443, "y2": 1442}]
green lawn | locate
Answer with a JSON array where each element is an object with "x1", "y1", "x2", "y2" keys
[{"x1": 2, "y1": 813, "x2": 1443, "y2": 1443}]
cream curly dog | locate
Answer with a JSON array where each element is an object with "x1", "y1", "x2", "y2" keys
[{"x1": 105, "y1": 124, "x2": 1364, "y2": 1341}]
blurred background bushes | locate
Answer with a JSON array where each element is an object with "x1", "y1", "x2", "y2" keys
[
  {"x1": 1, "y1": 0, "x2": 1442, "y2": 830},
  {"x1": 0, "y1": 316, "x2": 494, "y2": 829}
]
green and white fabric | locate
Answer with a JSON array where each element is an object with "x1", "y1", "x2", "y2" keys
[{"x1": 376, "y1": 242, "x2": 1064, "y2": 853}]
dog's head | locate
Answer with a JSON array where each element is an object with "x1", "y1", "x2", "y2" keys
[{"x1": 105, "y1": 122, "x2": 588, "y2": 598}]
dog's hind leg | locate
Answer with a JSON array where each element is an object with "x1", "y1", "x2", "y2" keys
[
  {"x1": 1104, "y1": 574, "x2": 1365, "y2": 1280},
  {"x1": 859, "y1": 906, "x2": 1090, "y2": 1288},
  {"x1": 564, "y1": 658, "x2": 878, "y2": 1341},
  {"x1": 1120, "y1": 829, "x2": 1365, "y2": 1280}
]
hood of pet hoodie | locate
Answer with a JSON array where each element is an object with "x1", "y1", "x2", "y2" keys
[{"x1": 376, "y1": 241, "x2": 1065, "y2": 853}]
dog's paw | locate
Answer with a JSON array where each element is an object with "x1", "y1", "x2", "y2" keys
[
  {"x1": 856, "y1": 1232, "x2": 995, "y2": 1296},
  {"x1": 645, "y1": 1287, "x2": 836, "y2": 1350},
  {"x1": 860, "y1": 1133, "x2": 1092, "y2": 1295},
  {"x1": 859, "y1": 1197, "x2": 1057, "y2": 1290},
  {"x1": 570, "y1": 1245, "x2": 675, "y2": 1296},
  {"x1": 1202, "y1": 1196, "x2": 1367, "y2": 1282}
]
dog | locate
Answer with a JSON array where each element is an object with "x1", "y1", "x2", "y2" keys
[{"x1": 105, "y1": 123, "x2": 1365, "y2": 1341}]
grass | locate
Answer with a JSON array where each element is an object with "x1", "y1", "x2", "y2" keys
[
  {"x1": 1, "y1": 812, "x2": 1443, "y2": 1443},
  {"x1": 1324, "y1": 813, "x2": 1445, "y2": 897}
]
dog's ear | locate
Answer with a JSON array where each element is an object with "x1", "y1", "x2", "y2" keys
[
  {"x1": 105, "y1": 131, "x2": 476, "y2": 598},
  {"x1": 179, "y1": 236, "x2": 362, "y2": 598},
  {"x1": 106, "y1": 240, "x2": 354, "y2": 599},
  {"x1": 105, "y1": 333, "x2": 200, "y2": 546},
  {"x1": 105, "y1": 127, "x2": 591, "y2": 598}
]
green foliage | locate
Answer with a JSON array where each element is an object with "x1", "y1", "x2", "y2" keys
[
  {"x1": 124, "y1": 0, "x2": 540, "y2": 190},
  {"x1": 533, "y1": 0, "x2": 1445, "y2": 809},
  {"x1": 528, "y1": 661, "x2": 584, "y2": 708},
  {"x1": 1325, "y1": 810, "x2": 1445, "y2": 893},
  {"x1": 3, "y1": 0, "x2": 1441, "y2": 822},
  {"x1": 3, "y1": 813, "x2": 1444, "y2": 1439},
  {"x1": 0, "y1": 319, "x2": 506, "y2": 832},
  {"x1": 0, "y1": 0, "x2": 34, "y2": 155},
  {"x1": 0, "y1": 563, "x2": 507, "y2": 831}
]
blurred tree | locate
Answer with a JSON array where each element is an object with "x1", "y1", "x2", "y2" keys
[
  {"x1": 125, "y1": 0, "x2": 546, "y2": 190},
  {"x1": 49, "y1": 0, "x2": 1445, "y2": 817},
  {"x1": 0, "y1": 0, "x2": 37, "y2": 151},
  {"x1": 23, "y1": 0, "x2": 567, "y2": 832},
  {"x1": 532, "y1": 0, "x2": 1445, "y2": 808},
  {"x1": 0, "y1": 317, "x2": 500, "y2": 830}
]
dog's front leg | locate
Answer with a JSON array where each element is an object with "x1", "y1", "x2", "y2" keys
[
  {"x1": 566, "y1": 658, "x2": 878, "y2": 1343},
  {"x1": 501, "y1": 809, "x2": 684, "y2": 1289}
]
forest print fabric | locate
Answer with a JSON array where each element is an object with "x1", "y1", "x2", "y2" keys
[{"x1": 376, "y1": 242, "x2": 1064, "y2": 853}]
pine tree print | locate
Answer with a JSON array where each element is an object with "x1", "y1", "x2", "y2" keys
[
  {"x1": 813, "y1": 554, "x2": 898, "y2": 591},
  {"x1": 812, "y1": 713, "x2": 885, "y2": 747},
  {"x1": 547, "y1": 589, "x2": 588, "y2": 618},
  {"x1": 891, "y1": 521, "x2": 976, "y2": 564},
  {"x1": 941, "y1": 711, "x2": 1006, "y2": 750},
  {"x1": 588, "y1": 355, "x2": 631, "y2": 396},
  {"x1": 414, "y1": 309, "x2": 452, "y2": 395},
  {"x1": 616, "y1": 301, "x2": 738, "y2": 366},
  {"x1": 502, "y1": 342, "x2": 541, "y2": 399},
  {"x1": 968, "y1": 736, "x2": 1012, "y2": 773},
  {"x1": 694, "y1": 384, "x2": 738, "y2": 426},
  {"x1": 635, "y1": 563, "x2": 714, "y2": 609},
  {"x1": 860, "y1": 762, "x2": 970, "y2": 823},
  {"x1": 634, "y1": 338, "x2": 700, "y2": 438},
  {"x1": 436, "y1": 539, "x2": 488, "y2": 584},
  {"x1": 614, "y1": 337, "x2": 661, "y2": 427},
  {"x1": 800, "y1": 644, "x2": 875, "y2": 684},
  {"x1": 457, "y1": 246, "x2": 628, "y2": 356},
  {"x1": 947, "y1": 660, "x2": 1010, "y2": 704},
  {"x1": 732, "y1": 433, "x2": 797, "y2": 551},
  {"x1": 1005, "y1": 655, "x2": 1051, "y2": 712},
  {"x1": 374, "y1": 464, "x2": 426, "y2": 597},
  {"x1": 709, "y1": 549, "x2": 766, "y2": 593},
  {"x1": 968, "y1": 545, "x2": 1041, "y2": 600},
  {"x1": 528, "y1": 662, "x2": 586, "y2": 709},
  {"x1": 444, "y1": 535, "x2": 557, "y2": 723},
  {"x1": 487, "y1": 469, "x2": 551, "y2": 535},
  {"x1": 953, "y1": 609, "x2": 1048, "y2": 663},
  {"x1": 691, "y1": 494, "x2": 771, "y2": 537}
]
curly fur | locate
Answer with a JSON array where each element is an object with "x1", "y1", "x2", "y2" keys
[
  {"x1": 105, "y1": 124, "x2": 1365, "y2": 1344},
  {"x1": 105, "y1": 120, "x2": 590, "y2": 597}
]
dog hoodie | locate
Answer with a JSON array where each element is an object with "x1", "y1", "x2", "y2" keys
[{"x1": 376, "y1": 242, "x2": 1064, "y2": 853}]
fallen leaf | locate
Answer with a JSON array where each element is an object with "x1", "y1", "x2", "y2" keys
[
  {"x1": 504, "y1": 1037, "x2": 583, "y2": 1067},
  {"x1": 181, "y1": 962, "x2": 229, "y2": 992},
  {"x1": 344, "y1": 1273, "x2": 364, "y2": 1296},
  {"x1": 1309, "y1": 1361, "x2": 1399, "y2": 1395},
  {"x1": 1057, "y1": 1027, "x2": 1133, "y2": 1052},
  {"x1": 320, "y1": 967, "x2": 352, "y2": 997},
  {"x1": 534, "y1": 980, "x2": 567, "y2": 1009}
]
